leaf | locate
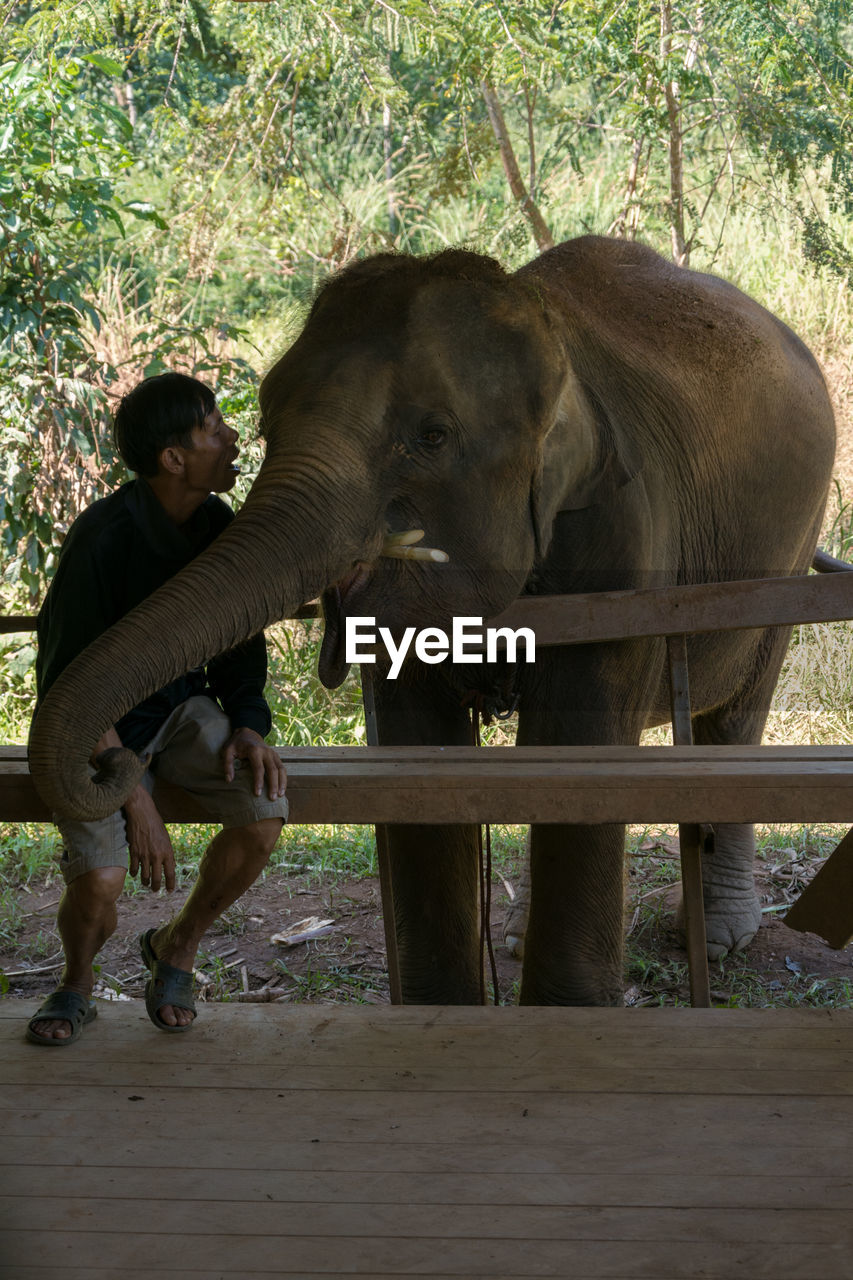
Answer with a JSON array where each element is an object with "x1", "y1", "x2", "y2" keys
[
  {"x1": 99, "y1": 101, "x2": 134, "y2": 140},
  {"x1": 123, "y1": 201, "x2": 168, "y2": 230},
  {"x1": 7, "y1": 644, "x2": 36, "y2": 676},
  {"x1": 82, "y1": 53, "x2": 124, "y2": 78},
  {"x1": 69, "y1": 426, "x2": 93, "y2": 457}
]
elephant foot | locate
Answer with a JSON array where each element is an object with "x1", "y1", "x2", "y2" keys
[
  {"x1": 519, "y1": 963, "x2": 624, "y2": 1007},
  {"x1": 673, "y1": 887, "x2": 762, "y2": 960}
]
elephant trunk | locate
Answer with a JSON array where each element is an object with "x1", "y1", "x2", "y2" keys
[{"x1": 28, "y1": 456, "x2": 380, "y2": 822}]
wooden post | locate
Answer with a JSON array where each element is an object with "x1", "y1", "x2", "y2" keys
[
  {"x1": 359, "y1": 666, "x2": 403, "y2": 1005},
  {"x1": 785, "y1": 825, "x2": 853, "y2": 948},
  {"x1": 666, "y1": 634, "x2": 712, "y2": 1007}
]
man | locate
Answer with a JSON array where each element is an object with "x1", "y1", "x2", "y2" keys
[{"x1": 27, "y1": 371, "x2": 288, "y2": 1044}]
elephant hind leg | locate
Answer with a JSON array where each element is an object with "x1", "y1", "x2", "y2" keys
[
  {"x1": 503, "y1": 830, "x2": 531, "y2": 960},
  {"x1": 688, "y1": 627, "x2": 793, "y2": 959},
  {"x1": 680, "y1": 821, "x2": 762, "y2": 960}
]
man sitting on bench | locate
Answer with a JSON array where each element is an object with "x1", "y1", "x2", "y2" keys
[{"x1": 27, "y1": 372, "x2": 288, "y2": 1045}]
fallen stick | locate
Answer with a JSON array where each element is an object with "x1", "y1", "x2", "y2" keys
[
  {"x1": 2, "y1": 960, "x2": 64, "y2": 978},
  {"x1": 236, "y1": 987, "x2": 289, "y2": 1002},
  {"x1": 21, "y1": 898, "x2": 62, "y2": 919}
]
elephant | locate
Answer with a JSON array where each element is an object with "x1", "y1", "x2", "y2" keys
[{"x1": 29, "y1": 235, "x2": 836, "y2": 1006}]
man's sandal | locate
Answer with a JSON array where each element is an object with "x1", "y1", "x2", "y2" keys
[
  {"x1": 139, "y1": 928, "x2": 196, "y2": 1032},
  {"x1": 26, "y1": 990, "x2": 97, "y2": 1046}
]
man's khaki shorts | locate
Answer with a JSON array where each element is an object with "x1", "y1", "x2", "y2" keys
[{"x1": 55, "y1": 696, "x2": 289, "y2": 884}]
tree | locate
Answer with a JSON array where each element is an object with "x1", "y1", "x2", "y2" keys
[{"x1": 0, "y1": 48, "x2": 134, "y2": 596}]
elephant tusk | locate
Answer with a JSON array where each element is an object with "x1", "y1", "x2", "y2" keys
[
  {"x1": 384, "y1": 528, "x2": 426, "y2": 547},
  {"x1": 383, "y1": 544, "x2": 450, "y2": 562},
  {"x1": 381, "y1": 528, "x2": 450, "y2": 563}
]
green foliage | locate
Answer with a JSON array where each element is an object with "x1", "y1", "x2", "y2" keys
[
  {"x1": 0, "y1": 48, "x2": 130, "y2": 595},
  {"x1": 0, "y1": 9, "x2": 260, "y2": 601},
  {"x1": 266, "y1": 623, "x2": 366, "y2": 747},
  {"x1": 1, "y1": 0, "x2": 853, "y2": 605},
  {"x1": 0, "y1": 821, "x2": 61, "y2": 887}
]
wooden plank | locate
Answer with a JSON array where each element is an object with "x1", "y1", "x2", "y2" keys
[
  {"x1": 4, "y1": 1091, "x2": 850, "y2": 1150},
  {"x1": 0, "y1": 1230, "x2": 850, "y2": 1277},
  {"x1": 489, "y1": 573, "x2": 853, "y2": 648},
  {"x1": 7, "y1": 742, "x2": 853, "y2": 763},
  {"x1": 4, "y1": 1029, "x2": 853, "y2": 1071},
  {"x1": 4, "y1": 1019, "x2": 853, "y2": 1068},
  {"x1": 5, "y1": 1166, "x2": 852, "y2": 1210},
  {"x1": 359, "y1": 665, "x2": 402, "y2": 1005},
  {"x1": 3, "y1": 1001, "x2": 852, "y2": 1032},
  {"x1": 3, "y1": 1131, "x2": 850, "y2": 1180},
  {"x1": 0, "y1": 616, "x2": 36, "y2": 635},
  {"x1": 665, "y1": 634, "x2": 711, "y2": 1008},
  {"x1": 0, "y1": 1273, "x2": 533, "y2": 1280},
  {"x1": 5, "y1": 1034, "x2": 853, "y2": 1071},
  {"x1": 4, "y1": 1196, "x2": 852, "y2": 1243},
  {"x1": 3, "y1": 1001, "x2": 853, "y2": 1046},
  {"x1": 6, "y1": 1025, "x2": 853, "y2": 1065},
  {"x1": 5, "y1": 572, "x2": 853, "y2": 651},
  {"x1": 1, "y1": 952, "x2": 850, "y2": 1279},
  {"x1": 5, "y1": 745, "x2": 853, "y2": 824},
  {"x1": 3, "y1": 1061, "x2": 853, "y2": 1095}
]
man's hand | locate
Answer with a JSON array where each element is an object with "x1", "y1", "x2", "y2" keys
[
  {"x1": 124, "y1": 787, "x2": 177, "y2": 892},
  {"x1": 223, "y1": 727, "x2": 287, "y2": 801}
]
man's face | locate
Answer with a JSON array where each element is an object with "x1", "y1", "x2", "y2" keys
[{"x1": 182, "y1": 403, "x2": 241, "y2": 495}]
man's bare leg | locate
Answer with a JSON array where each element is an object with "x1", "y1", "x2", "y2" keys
[
  {"x1": 146, "y1": 817, "x2": 283, "y2": 1027},
  {"x1": 28, "y1": 866, "x2": 127, "y2": 1042}
]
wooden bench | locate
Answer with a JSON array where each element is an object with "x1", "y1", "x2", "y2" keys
[
  {"x1": 4, "y1": 569, "x2": 853, "y2": 1006},
  {"x1": 4, "y1": 742, "x2": 853, "y2": 826}
]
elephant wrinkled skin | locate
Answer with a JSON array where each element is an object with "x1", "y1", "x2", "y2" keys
[{"x1": 29, "y1": 236, "x2": 836, "y2": 1005}]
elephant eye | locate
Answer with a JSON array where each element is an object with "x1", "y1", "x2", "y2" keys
[{"x1": 416, "y1": 422, "x2": 448, "y2": 450}]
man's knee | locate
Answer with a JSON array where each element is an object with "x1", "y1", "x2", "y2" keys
[
  {"x1": 63, "y1": 865, "x2": 126, "y2": 917},
  {"x1": 234, "y1": 817, "x2": 283, "y2": 861}
]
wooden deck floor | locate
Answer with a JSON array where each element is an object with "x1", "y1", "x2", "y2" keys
[{"x1": 1, "y1": 999, "x2": 852, "y2": 1278}]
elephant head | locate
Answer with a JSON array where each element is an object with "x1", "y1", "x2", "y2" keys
[{"x1": 28, "y1": 248, "x2": 627, "y2": 821}]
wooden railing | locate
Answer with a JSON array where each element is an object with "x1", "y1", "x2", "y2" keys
[{"x1": 3, "y1": 568, "x2": 853, "y2": 1007}]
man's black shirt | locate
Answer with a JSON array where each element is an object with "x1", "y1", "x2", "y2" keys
[{"x1": 35, "y1": 478, "x2": 272, "y2": 751}]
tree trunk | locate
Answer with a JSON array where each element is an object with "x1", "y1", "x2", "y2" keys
[
  {"x1": 660, "y1": 0, "x2": 689, "y2": 266},
  {"x1": 383, "y1": 100, "x2": 398, "y2": 240},
  {"x1": 480, "y1": 81, "x2": 554, "y2": 253},
  {"x1": 613, "y1": 135, "x2": 648, "y2": 239}
]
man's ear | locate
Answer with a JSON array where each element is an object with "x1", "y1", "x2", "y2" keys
[
  {"x1": 158, "y1": 444, "x2": 187, "y2": 477},
  {"x1": 530, "y1": 378, "x2": 642, "y2": 561}
]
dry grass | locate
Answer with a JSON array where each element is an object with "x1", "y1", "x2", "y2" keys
[
  {"x1": 768, "y1": 621, "x2": 853, "y2": 745},
  {"x1": 765, "y1": 339, "x2": 853, "y2": 747}
]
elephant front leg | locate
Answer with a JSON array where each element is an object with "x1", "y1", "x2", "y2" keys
[
  {"x1": 384, "y1": 823, "x2": 483, "y2": 1004},
  {"x1": 371, "y1": 675, "x2": 484, "y2": 1004},
  {"x1": 521, "y1": 823, "x2": 626, "y2": 1006}
]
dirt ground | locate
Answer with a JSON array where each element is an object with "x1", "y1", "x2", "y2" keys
[{"x1": 3, "y1": 831, "x2": 852, "y2": 1013}]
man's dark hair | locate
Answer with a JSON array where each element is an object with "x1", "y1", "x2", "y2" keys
[{"x1": 113, "y1": 372, "x2": 216, "y2": 477}]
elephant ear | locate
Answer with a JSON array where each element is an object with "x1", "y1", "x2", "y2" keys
[{"x1": 530, "y1": 378, "x2": 643, "y2": 561}]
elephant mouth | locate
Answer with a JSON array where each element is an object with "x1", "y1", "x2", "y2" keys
[
  {"x1": 318, "y1": 562, "x2": 372, "y2": 689},
  {"x1": 317, "y1": 529, "x2": 450, "y2": 690}
]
